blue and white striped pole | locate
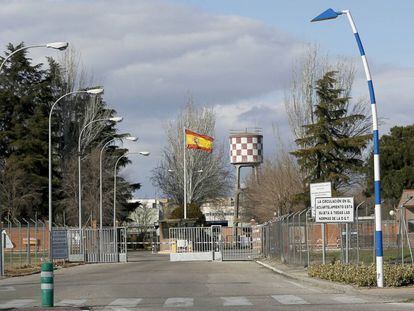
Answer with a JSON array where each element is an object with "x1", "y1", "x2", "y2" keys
[{"x1": 311, "y1": 8, "x2": 383, "y2": 287}]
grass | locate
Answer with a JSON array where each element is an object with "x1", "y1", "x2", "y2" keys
[{"x1": 308, "y1": 247, "x2": 413, "y2": 265}]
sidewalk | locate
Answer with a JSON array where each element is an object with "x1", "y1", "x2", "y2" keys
[{"x1": 256, "y1": 258, "x2": 414, "y2": 302}]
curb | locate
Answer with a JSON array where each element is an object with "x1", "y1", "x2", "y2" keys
[{"x1": 256, "y1": 260, "x2": 356, "y2": 293}]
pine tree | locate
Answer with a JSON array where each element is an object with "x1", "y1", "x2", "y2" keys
[
  {"x1": 365, "y1": 125, "x2": 414, "y2": 202},
  {"x1": 291, "y1": 71, "x2": 370, "y2": 194}
]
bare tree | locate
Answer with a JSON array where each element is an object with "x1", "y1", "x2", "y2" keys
[
  {"x1": 285, "y1": 45, "x2": 371, "y2": 142},
  {"x1": 244, "y1": 140, "x2": 304, "y2": 222},
  {"x1": 0, "y1": 161, "x2": 42, "y2": 219},
  {"x1": 152, "y1": 102, "x2": 233, "y2": 207}
]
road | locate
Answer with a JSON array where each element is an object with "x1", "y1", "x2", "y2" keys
[{"x1": 0, "y1": 252, "x2": 412, "y2": 310}]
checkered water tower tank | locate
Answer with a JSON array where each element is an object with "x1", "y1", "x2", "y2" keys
[{"x1": 229, "y1": 131, "x2": 263, "y2": 165}]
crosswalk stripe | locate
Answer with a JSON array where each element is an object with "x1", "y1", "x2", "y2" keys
[
  {"x1": 56, "y1": 299, "x2": 87, "y2": 307},
  {"x1": 0, "y1": 299, "x2": 35, "y2": 309},
  {"x1": 163, "y1": 297, "x2": 194, "y2": 308},
  {"x1": 0, "y1": 286, "x2": 15, "y2": 292},
  {"x1": 221, "y1": 296, "x2": 252, "y2": 306},
  {"x1": 333, "y1": 296, "x2": 366, "y2": 304},
  {"x1": 109, "y1": 298, "x2": 142, "y2": 307},
  {"x1": 272, "y1": 295, "x2": 309, "y2": 305}
]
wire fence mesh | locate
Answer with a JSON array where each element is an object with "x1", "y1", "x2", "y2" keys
[
  {"x1": 3, "y1": 219, "x2": 49, "y2": 271},
  {"x1": 262, "y1": 208, "x2": 411, "y2": 267}
]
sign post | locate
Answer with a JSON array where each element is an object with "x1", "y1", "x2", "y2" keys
[
  {"x1": 315, "y1": 197, "x2": 355, "y2": 264},
  {"x1": 310, "y1": 182, "x2": 332, "y2": 264}
]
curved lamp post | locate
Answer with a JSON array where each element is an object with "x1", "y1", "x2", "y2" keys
[
  {"x1": 311, "y1": 8, "x2": 383, "y2": 287},
  {"x1": 48, "y1": 87, "x2": 103, "y2": 257},
  {"x1": 0, "y1": 42, "x2": 68, "y2": 73},
  {"x1": 78, "y1": 116, "x2": 123, "y2": 230},
  {"x1": 99, "y1": 135, "x2": 138, "y2": 229},
  {"x1": 113, "y1": 151, "x2": 150, "y2": 230}
]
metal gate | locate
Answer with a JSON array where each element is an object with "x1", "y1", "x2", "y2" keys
[
  {"x1": 221, "y1": 226, "x2": 263, "y2": 261},
  {"x1": 68, "y1": 228, "x2": 127, "y2": 263},
  {"x1": 169, "y1": 225, "x2": 263, "y2": 261}
]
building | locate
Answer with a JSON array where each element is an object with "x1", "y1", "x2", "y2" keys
[
  {"x1": 127, "y1": 198, "x2": 168, "y2": 226},
  {"x1": 397, "y1": 190, "x2": 414, "y2": 237},
  {"x1": 200, "y1": 197, "x2": 235, "y2": 226}
]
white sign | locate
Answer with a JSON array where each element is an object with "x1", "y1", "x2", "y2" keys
[
  {"x1": 315, "y1": 197, "x2": 354, "y2": 223},
  {"x1": 2, "y1": 231, "x2": 13, "y2": 249},
  {"x1": 310, "y1": 182, "x2": 332, "y2": 217}
]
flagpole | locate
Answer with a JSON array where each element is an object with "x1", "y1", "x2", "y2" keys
[{"x1": 183, "y1": 127, "x2": 187, "y2": 220}]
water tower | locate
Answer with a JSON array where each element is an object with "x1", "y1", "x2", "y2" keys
[{"x1": 229, "y1": 128, "x2": 263, "y2": 226}]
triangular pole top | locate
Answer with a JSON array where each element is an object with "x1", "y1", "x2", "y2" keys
[{"x1": 311, "y1": 8, "x2": 340, "y2": 22}]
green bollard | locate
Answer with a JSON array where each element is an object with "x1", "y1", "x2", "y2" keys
[{"x1": 41, "y1": 262, "x2": 54, "y2": 307}]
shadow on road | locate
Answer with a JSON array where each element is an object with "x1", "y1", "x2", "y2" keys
[{"x1": 127, "y1": 251, "x2": 169, "y2": 262}]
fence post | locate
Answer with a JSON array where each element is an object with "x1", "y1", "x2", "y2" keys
[
  {"x1": 22, "y1": 218, "x2": 30, "y2": 266},
  {"x1": 0, "y1": 230, "x2": 4, "y2": 276},
  {"x1": 322, "y1": 223, "x2": 326, "y2": 264},
  {"x1": 305, "y1": 208, "x2": 310, "y2": 267}
]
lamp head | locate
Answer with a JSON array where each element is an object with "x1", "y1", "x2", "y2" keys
[
  {"x1": 125, "y1": 136, "x2": 138, "y2": 142},
  {"x1": 46, "y1": 42, "x2": 69, "y2": 50},
  {"x1": 86, "y1": 88, "x2": 104, "y2": 95},
  {"x1": 196, "y1": 169, "x2": 203, "y2": 173},
  {"x1": 109, "y1": 116, "x2": 123, "y2": 122},
  {"x1": 167, "y1": 169, "x2": 174, "y2": 172},
  {"x1": 311, "y1": 8, "x2": 342, "y2": 22},
  {"x1": 139, "y1": 151, "x2": 150, "y2": 156}
]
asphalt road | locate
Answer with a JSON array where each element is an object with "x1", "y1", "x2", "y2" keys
[{"x1": 0, "y1": 252, "x2": 413, "y2": 310}]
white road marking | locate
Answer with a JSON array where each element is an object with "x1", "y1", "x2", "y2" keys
[
  {"x1": 109, "y1": 298, "x2": 142, "y2": 307},
  {"x1": 221, "y1": 296, "x2": 252, "y2": 306},
  {"x1": 272, "y1": 295, "x2": 309, "y2": 305},
  {"x1": 0, "y1": 286, "x2": 15, "y2": 292},
  {"x1": 56, "y1": 299, "x2": 87, "y2": 306},
  {"x1": 0, "y1": 299, "x2": 35, "y2": 309},
  {"x1": 333, "y1": 295, "x2": 366, "y2": 304},
  {"x1": 163, "y1": 297, "x2": 194, "y2": 308}
]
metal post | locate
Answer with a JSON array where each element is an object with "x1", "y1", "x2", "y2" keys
[
  {"x1": 5, "y1": 217, "x2": 12, "y2": 269},
  {"x1": 183, "y1": 127, "x2": 187, "y2": 220},
  {"x1": 31, "y1": 218, "x2": 38, "y2": 264},
  {"x1": 306, "y1": 209, "x2": 310, "y2": 267},
  {"x1": 298, "y1": 209, "x2": 307, "y2": 265},
  {"x1": 311, "y1": 7, "x2": 384, "y2": 287},
  {"x1": 322, "y1": 223, "x2": 326, "y2": 264},
  {"x1": 0, "y1": 230, "x2": 3, "y2": 276},
  {"x1": 343, "y1": 9, "x2": 383, "y2": 287},
  {"x1": 400, "y1": 204, "x2": 404, "y2": 265},
  {"x1": 345, "y1": 223, "x2": 349, "y2": 264},
  {"x1": 22, "y1": 218, "x2": 30, "y2": 266}
]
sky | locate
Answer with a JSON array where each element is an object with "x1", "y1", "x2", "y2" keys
[{"x1": 0, "y1": 0, "x2": 413, "y2": 198}]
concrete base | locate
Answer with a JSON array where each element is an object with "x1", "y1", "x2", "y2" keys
[{"x1": 170, "y1": 252, "x2": 213, "y2": 262}]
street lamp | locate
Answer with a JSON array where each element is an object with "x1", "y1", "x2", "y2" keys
[
  {"x1": 113, "y1": 151, "x2": 150, "y2": 230},
  {"x1": 78, "y1": 116, "x2": 123, "y2": 230},
  {"x1": 0, "y1": 42, "x2": 69, "y2": 73},
  {"x1": 48, "y1": 87, "x2": 103, "y2": 258},
  {"x1": 311, "y1": 8, "x2": 384, "y2": 287},
  {"x1": 99, "y1": 135, "x2": 138, "y2": 230}
]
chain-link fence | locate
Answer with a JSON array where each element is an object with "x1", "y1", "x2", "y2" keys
[
  {"x1": 3, "y1": 219, "x2": 49, "y2": 272},
  {"x1": 262, "y1": 208, "x2": 411, "y2": 267}
]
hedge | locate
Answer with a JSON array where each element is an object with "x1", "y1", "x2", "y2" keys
[{"x1": 308, "y1": 262, "x2": 414, "y2": 287}]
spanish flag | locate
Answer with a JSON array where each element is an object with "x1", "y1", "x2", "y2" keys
[{"x1": 185, "y1": 129, "x2": 214, "y2": 153}]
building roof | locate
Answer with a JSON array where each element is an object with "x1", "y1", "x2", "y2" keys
[{"x1": 398, "y1": 189, "x2": 414, "y2": 208}]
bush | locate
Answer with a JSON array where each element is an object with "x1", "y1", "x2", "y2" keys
[{"x1": 308, "y1": 262, "x2": 414, "y2": 287}]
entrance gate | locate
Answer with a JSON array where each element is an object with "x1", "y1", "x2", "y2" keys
[
  {"x1": 169, "y1": 225, "x2": 263, "y2": 261},
  {"x1": 221, "y1": 226, "x2": 263, "y2": 261},
  {"x1": 68, "y1": 227, "x2": 127, "y2": 263}
]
